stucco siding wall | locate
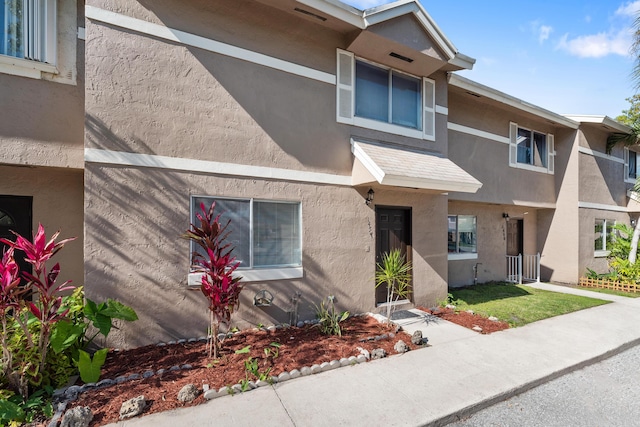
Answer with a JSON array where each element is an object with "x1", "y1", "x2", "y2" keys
[
  {"x1": 577, "y1": 127, "x2": 628, "y2": 207},
  {"x1": 0, "y1": 166, "x2": 84, "y2": 286},
  {"x1": 579, "y1": 208, "x2": 630, "y2": 277},
  {"x1": 84, "y1": 164, "x2": 448, "y2": 347},
  {"x1": 448, "y1": 202, "x2": 538, "y2": 287},
  {"x1": 0, "y1": 0, "x2": 83, "y2": 170},
  {"x1": 447, "y1": 92, "x2": 556, "y2": 206}
]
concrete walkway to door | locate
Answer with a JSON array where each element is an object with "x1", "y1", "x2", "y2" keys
[{"x1": 105, "y1": 283, "x2": 640, "y2": 427}]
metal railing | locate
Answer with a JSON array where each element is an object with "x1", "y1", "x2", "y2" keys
[{"x1": 506, "y1": 253, "x2": 540, "y2": 284}]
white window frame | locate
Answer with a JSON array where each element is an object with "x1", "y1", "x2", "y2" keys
[
  {"x1": 336, "y1": 48, "x2": 435, "y2": 141},
  {"x1": 187, "y1": 196, "x2": 303, "y2": 284},
  {"x1": 594, "y1": 218, "x2": 615, "y2": 258},
  {"x1": 624, "y1": 147, "x2": 638, "y2": 184},
  {"x1": 0, "y1": 0, "x2": 57, "y2": 79},
  {"x1": 508, "y1": 122, "x2": 555, "y2": 174},
  {"x1": 448, "y1": 215, "x2": 478, "y2": 261}
]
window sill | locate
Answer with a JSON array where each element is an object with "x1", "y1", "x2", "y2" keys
[
  {"x1": 448, "y1": 253, "x2": 478, "y2": 261},
  {"x1": 187, "y1": 267, "x2": 303, "y2": 286},
  {"x1": 594, "y1": 250, "x2": 610, "y2": 258},
  {"x1": 625, "y1": 178, "x2": 637, "y2": 185},
  {"x1": 0, "y1": 54, "x2": 57, "y2": 80},
  {"x1": 510, "y1": 162, "x2": 552, "y2": 174},
  {"x1": 352, "y1": 117, "x2": 432, "y2": 141}
]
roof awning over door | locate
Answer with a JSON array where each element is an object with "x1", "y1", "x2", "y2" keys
[{"x1": 351, "y1": 139, "x2": 482, "y2": 193}]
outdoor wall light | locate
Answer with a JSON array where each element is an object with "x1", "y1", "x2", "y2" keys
[
  {"x1": 365, "y1": 188, "x2": 375, "y2": 205},
  {"x1": 502, "y1": 213, "x2": 510, "y2": 220}
]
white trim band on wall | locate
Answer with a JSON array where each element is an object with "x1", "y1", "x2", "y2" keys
[
  {"x1": 578, "y1": 201, "x2": 629, "y2": 213},
  {"x1": 577, "y1": 146, "x2": 624, "y2": 164},
  {"x1": 84, "y1": 6, "x2": 336, "y2": 85},
  {"x1": 447, "y1": 122, "x2": 510, "y2": 145},
  {"x1": 85, "y1": 148, "x2": 352, "y2": 186}
]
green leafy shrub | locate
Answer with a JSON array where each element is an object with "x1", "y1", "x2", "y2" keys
[
  {"x1": 314, "y1": 296, "x2": 349, "y2": 337},
  {"x1": 0, "y1": 225, "x2": 138, "y2": 425}
]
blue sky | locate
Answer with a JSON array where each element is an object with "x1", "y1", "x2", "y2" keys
[{"x1": 343, "y1": 0, "x2": 640, "y2": 118}]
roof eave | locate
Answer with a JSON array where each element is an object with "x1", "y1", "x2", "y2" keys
[
  {"x1": 449, "y1": 74, "x2": 579, "y2": 129},
  {"x1": 563, "y1": 115, "x2": 631, "y2": 134}
]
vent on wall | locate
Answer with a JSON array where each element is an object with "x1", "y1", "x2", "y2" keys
[
  {"x1": 389, "y1": 52, "x2": 414, "y2": 63},
  {"x1": 294, "y1": 7, "x2": 327, "y2": 21}
]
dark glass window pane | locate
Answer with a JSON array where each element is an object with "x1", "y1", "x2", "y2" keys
[
  {"x1": 355, "y1": 61, "x2": 389, "y2": 122},
  {"x1": 191, "y1": 197, "x2": 250, "y2": 267},
  {"x1": 391, "y1": 72, "x2": 421, "y2": 129}
]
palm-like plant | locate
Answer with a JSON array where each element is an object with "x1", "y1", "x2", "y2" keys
[{"x1": 375, "y1": 249, "x2": 412, "y2": 322}]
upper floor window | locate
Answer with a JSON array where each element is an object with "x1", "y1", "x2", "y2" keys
[
  {"x1": 1, "y1": 0, "x2": 56, "y2": 64},
  {"x1": 336, "y1": 49, "x2": 435, "y2": 141},
  {"x1": 509, "y1": 122, "x2": 555, "y2": 174},
  {"x1": 624, "y1": 147, "x2": 637, "y2": 184}
]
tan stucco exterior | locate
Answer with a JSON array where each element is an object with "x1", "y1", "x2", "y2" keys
[
  {"x1": 0, "y1": 1, "x2": 85, "y2": 287},
  {"x1": 2, "y1": 0, "x2": 633, "y2": 348}
]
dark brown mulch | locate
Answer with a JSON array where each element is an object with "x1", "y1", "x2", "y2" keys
[{"x1": 417, "y1": 306, "x2": 511, "y2": 334}]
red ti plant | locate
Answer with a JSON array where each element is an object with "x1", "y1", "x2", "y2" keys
[
  {"x1": 0, "y1": 247, "x2": 26, "y2": 385},
  {"x1": 0, "y1": 224, "x2": 75, "y2": 395},
  {"x1": 184, "y1": 202, "x2": 243, "y2": 358}
]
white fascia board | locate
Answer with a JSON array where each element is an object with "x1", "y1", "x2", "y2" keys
[
  {"x1": 578, "y1": 146, "x2": 624, "y2": 164},
  {"x1": 564, "y1": 115, "x2": 631, "y2": 134},
  {"x1": 296, "y1": 0, "x2": 365, "y2": 28},
  {"x1": 449, "y1": 52, "x2": 475, "y2": 70},
  {"x1": 449, "y1": 74, "x2": 579, "y2": 129},
  {"x1": 382, "y1": 173, "x2": 482, "y2": 193}
]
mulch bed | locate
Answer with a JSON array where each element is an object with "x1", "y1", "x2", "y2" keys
[
  {"x1": 67, "y1": 315, "x2": 420, "y2": 426},
  {"x1": 417, "y1": 307, "x2": 511, "y2": 334}
]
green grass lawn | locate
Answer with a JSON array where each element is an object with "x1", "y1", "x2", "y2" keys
[
  {"x1": 578, "y1": 287, "x2": 640, "y2": 298},
  {"x1": 449, "y1": 282, "x2": 610, "y2": 327}
]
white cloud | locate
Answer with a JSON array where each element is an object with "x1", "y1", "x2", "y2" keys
[
  {"x1": 528, "y1": 20, "x2": 553, "y2": 44},
  {"x1": 539, "y1": 25, "x2": 553, "y2": 44},
  {"x1": 615, "y1": 0, "x2": 640, "y2": 17},
  {"x1": 556, "y1": 29, "x2": 632, "y2": 58}
]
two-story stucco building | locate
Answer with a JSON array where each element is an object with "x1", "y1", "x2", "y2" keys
[{"x1": 0, "y1": 0, "x2": 635, "y2": 347}]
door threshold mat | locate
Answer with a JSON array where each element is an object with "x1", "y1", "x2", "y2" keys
[{"x1": 390, "y1": 310, "x2": 421, "y2": 321}]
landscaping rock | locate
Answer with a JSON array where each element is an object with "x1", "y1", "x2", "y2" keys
[
  {"x1": 96, "y1": 379, "x2": 116, "y2": 388},
  {"x1": 356, "y1": 355, "x2": 367, "y2": 363},
  {"x1": 289, "y1": 369, "x2": 301, "y2": 379},
  {"x1": 256, "y1": 380, "x2": 270, "y2": 387},
  {"x1": 339, "y1": 358, "x2": 350, "y2": 367},
  {"x1": 61, "y1": 406, "x2": 93, "y2": 427},
  {"x1": 466, "y1": 309, "x2": 475, "y2": 314},
  {"x1": 278, "y1": 372, "x2": 291, "y2": 382},
  {"x1": 119, "y1": 396, "x2": 146, "y2": 420},
  {"x1": 203, "y1": 389, "x2": 218, "y2": 400},
  {"x1": 311, "y1": 364, "x2": 322, "y2": 374},
  {"x1": 356, "y1": 347, "x2": 370, "y2": 360},
  {"x1": 472, "y1": 325, "x2": 483, "y2": 332},
  {"x1": 488, "y1": 316, "x2": 499, "y2": 322},
  {"x1": 371, "y1": 348, "x2": 387, "y2": 359},
  {"x1": 411, "y1": 330, "x2": 423, "y2": 345},
  {"x1": 142, "y1": 370, "x2": 155, "y2": 379},
  {"x1": 177, "y1": 384, "x2": 199, "y2": 403},
  {"x1": 394, "y1": 340, "x2": 409, "y2": 353},
  {"x1": 296, "y1": 321, "x2": 304, "y2": 328},
  {"x1": 445, "y1": 304, "x2": 456, "y2": 309}
]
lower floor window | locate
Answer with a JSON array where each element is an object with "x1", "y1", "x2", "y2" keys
[
  {"x1": 594, "y1": 219, "x2": 615, "y2": 253},
  {"x1": 191, "y1": 196, "x2": 302, "y2": 269},
  {"x1": 448, "y1": 215, "x2": 477, "y2": 254}
]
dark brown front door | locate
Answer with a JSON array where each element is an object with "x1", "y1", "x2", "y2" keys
[
  {"x1": 375, "y1": 207, "x2": 411, "y2": 305},
  {"x1": 506, "y1": 219, "x2": 523, "y2": 256},
  {"x1": 0, "y1": 195, "x2": 33, "y2": 284}
]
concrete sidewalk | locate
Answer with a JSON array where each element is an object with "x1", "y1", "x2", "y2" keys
[{"x1": 106, "y1": 283, "x2": 640, "y2": 427}]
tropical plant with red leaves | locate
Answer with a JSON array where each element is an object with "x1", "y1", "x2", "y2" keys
[
  {"x1": 184, "y1": 202, "x2": 243, "y2": 358},
  {"x1": 0, "y1": 224, "x2": 76, "y2": 397}
]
